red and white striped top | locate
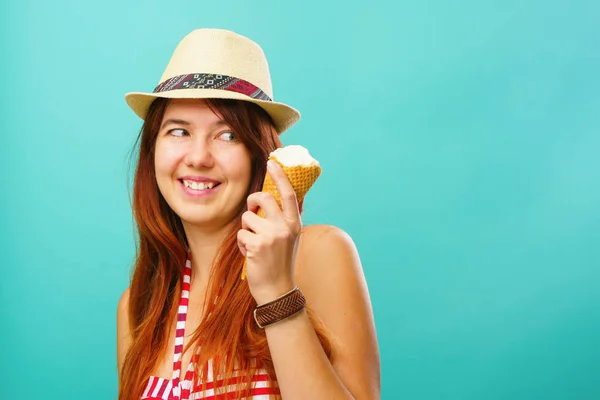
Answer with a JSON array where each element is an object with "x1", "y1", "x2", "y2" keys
[{"x1": 141, "y1": 254, "x2": 280, "y2": 399}]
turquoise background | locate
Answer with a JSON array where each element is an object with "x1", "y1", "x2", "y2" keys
[{"x1": 1, "y1": 0, "x2": 598, "y2": 398}]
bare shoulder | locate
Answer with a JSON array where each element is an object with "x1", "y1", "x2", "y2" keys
[
  {"x1": 296, "y1": 224, "x2": 381, "y2": 398},
  {"x1": 296, "y1": 224, "x2": 369, "y2": 302},
  {"x1": 116, "y1": 287, "x2": 132, "y2": 377},
  {"x1": 298, "y1": 224, "x2": 354, "y2": 255},
  {"x1": 297, "y1": 224, "x2": 363, "y2": 281}
]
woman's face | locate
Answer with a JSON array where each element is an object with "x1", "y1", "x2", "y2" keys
[{"x1": 154, "y1": 98, "x2": 252, "y2": 229}]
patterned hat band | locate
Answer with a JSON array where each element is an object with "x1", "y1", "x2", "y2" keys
[{"x1": 153, "y1": 73, "x2": 272, "y2": 102}]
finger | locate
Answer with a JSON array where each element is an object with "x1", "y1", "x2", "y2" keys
[
  {"x1": 267, "y1": 160, "x2": 301, "y2": 222},
  {"x1": 237, "y1": 229, "x2": 255, "y2": 256},
  {"x1": 237, "y1": 238, "x2": 247, "y2": 257},
  {"x1": 241, "y1": 209, "x2": 269, "y2": 233},
  {"x1": 247, "y1": 191, "x2": 283, "y2": 220}
]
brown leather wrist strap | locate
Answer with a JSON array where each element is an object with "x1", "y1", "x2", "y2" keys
[{"x1": 253, "y1": 286, "x2": 306, "y2": 328}]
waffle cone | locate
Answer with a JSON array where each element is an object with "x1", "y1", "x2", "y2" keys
[{"x1": 241, "y1": 156, "x2": 322, "y2": 280}]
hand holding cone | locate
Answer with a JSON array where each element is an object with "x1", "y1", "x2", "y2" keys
[{"x1": 241, "y1": 145, "x2": 321, "y2": 280}]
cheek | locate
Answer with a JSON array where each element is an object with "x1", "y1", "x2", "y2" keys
[
  {"x1": 222, "y1": 151, "x2": 252, "y2": 184},
  {"x1": 154, "y1": 144, "x2": 183, "y2": 176}
]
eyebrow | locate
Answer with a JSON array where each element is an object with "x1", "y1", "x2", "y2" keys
[
  {"x1": 160, "y1": 118, "x2": 190, "y2": 131},
  {"x1": 160, "y1": 118, "x2": 229, "y2": 131}
]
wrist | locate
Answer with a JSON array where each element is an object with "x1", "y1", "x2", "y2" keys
[
  {"x1": 251, "y1": 280, "x2": 295, "y2": 305},
  {"x1": 253, "y1": 285, "x2": 306, "y2": 328}
]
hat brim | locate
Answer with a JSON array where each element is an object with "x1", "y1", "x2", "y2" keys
[{"x1": 125, "y1": 89, "x2": 300, "y2": 134}]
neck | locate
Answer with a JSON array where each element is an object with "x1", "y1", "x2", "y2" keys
[{"x1": 182, "y1": 219, "x2": 237, "y2": 286}]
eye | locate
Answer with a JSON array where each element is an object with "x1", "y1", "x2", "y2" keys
[
  {"x1": 167, "y1": 128, "x2": 188, "y2": 137},
  {"x1": 219, "y1": 131, "x2": 238, "y2": 142}
]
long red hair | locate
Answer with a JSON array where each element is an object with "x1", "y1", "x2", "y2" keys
[{"x1": 118, "y1": 98, "x2": 332, "y2": 399}]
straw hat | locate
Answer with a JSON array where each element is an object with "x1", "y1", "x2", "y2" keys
[{"x1": 125, "y1": 28, "x2": 300, "y2": 134}]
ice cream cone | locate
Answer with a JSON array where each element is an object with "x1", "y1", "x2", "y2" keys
[{"x1": 241, "y1": 146, "x2": 321, "y2": 280}]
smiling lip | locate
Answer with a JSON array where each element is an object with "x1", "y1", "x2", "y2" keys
[
  {"x1": 179, "y1": 179, "x2": 221, "y2": 198},
  {"x1": 179, "y1": 176, "x2": 221, "y2": 183}
]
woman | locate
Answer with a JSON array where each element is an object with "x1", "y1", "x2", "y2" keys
[{"x1": 117, "y1": 28, "x2": 380, "y2": 399}]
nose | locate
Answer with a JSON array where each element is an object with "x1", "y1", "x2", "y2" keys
[{"x1": 183, "y1": 137, "x2": 215, "y2": 169}]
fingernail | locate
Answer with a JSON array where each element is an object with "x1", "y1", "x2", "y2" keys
[{"x1": 267, "y1": 160, "x2": 275, "y2": 171}]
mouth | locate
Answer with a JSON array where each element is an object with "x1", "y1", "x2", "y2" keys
[
  {"x1": 178, "y1": 179, "x2": 222, "y2": 198},
  {"x1": 179, "y1": 179, "x2": 221, "y2": 191}
]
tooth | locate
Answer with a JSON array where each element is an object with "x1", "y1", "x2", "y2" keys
[{"x1": 184, "y1": 180, "x2": 217, "y2": 190}]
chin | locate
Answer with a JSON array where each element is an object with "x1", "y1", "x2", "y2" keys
[
  {"x1": 175, "y1": 209, "x2": 216, "y2": 226},
  {"x1": 175, "y1": 208, "x2": 237, "y2": 229}
]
